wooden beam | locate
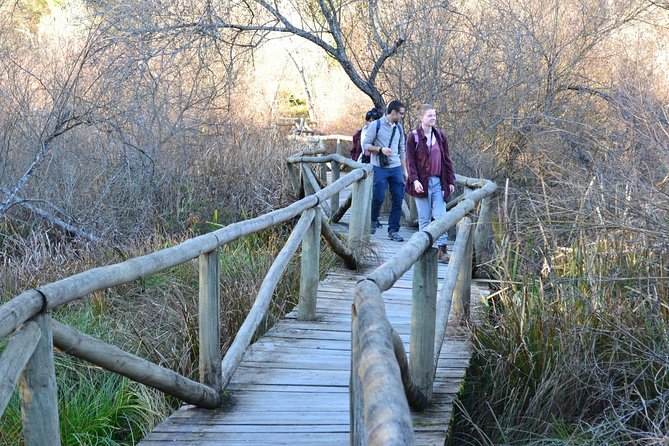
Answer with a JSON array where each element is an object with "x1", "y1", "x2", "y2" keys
[
  {"x1": 51, "y1": 320, "x2": 220, "y2": 408},
  {"x1": 351, "y1": 280, "x2": 415, "y2": 445},
  {"x1": 452, "y1": 217, "x2": 475, "y2": 322},
  {"x1": 199, "y1": 249, "x2": 222, "y2": 392},
  {"x1": 433, "y1": 218, "x2": 472, "y2": 367},
  {"x1": 20, "y1": 314, "x2": 60, "y2": 446},
  {"x1": 329, "y1": 139, "x2": 341, "y2": 216},
  {"x1": 409, "y1": 247, "x2": 437, "y2": 407},
  {"x1": 331, "y1": 194, "x2": 352, "y2": 223},
  {"x1": 221, "y1": 209, "x2": 315, "y2": 387},
  {"x1": 391, "y1": 327, "x2": 430, "y2": 410},
  {"x1": 0, "y1": 321, "x2": 40, "y2": 418},
  {"x1": 0, "y1": 290, "x2": 43, "y2": 339},
  {"x1": 348, "y1": 172, "x2": 374, "y2": 260},
  {"x1": 474, "y1": 197, "x2": 493, "y2": 266},
  {"x1": 0, "y1": 168, "x2": 368, "y2": 338},
  {"x1": 298, "y1": 207, "x2": 321, "y2": 321},
  {"x1": 320, "y1": 214, "x2": 357, "y2": 270}
]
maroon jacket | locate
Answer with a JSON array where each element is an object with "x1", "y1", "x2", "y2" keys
[
  {"x1": 406, "y1": 127, "x2": 456, "y2": 198},
  {"x1": 350, "y1": 129, "x2": 362, "y2": 160}
]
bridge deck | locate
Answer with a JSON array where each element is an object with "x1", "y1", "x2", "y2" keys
[{"x1": 139, "y1": 210, "x2": 486, "y2": 445}]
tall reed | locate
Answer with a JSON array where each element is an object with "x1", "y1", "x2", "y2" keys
[{"x1": 450, "y1": 182, "x2": 668, "y2": 445}]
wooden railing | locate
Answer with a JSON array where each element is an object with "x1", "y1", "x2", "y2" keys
[
  {"x1": 350, "y1": 175, "x2": 497, "y2": 445},
  {"x1": 0, "y1": 142, "x2": 371, "y2": 446},
  {"x1": 0, "y1": 133, "x2": 495, "y2": 446}
]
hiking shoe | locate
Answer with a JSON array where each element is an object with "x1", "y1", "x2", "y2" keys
[
  {"x1": 388, "y1": 231, "x2": 404, "y2": 242},
  {"x1": 370, "y1": 224, "x2": 376, "y2": 234}
]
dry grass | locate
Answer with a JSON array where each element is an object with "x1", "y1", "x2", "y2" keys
[{"x1": 449, "y1": 171, "x2": 668, "y2": 445}]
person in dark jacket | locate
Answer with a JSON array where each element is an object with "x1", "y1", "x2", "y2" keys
[
  {"x1": 406, "y1": 104, "x2": 456, "y2": 262},
  {"x1": 351, "y1": 108, "x2": 381, "y2": 162}
]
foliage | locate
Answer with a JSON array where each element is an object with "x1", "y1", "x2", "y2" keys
[{"x1": 0, "y1": 311, "x2": 165, "y2": 446}]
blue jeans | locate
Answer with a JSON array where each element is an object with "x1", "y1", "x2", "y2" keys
[
  {"x1": 371, "y1": 165, "x2": 405, "y2": 233},
  {"x1": 415, "y1": 176, "x2": 448, "y2": 246}
]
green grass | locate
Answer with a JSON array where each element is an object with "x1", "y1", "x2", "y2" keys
[
  {"x1": 1, "y1": 221, "x2": 338, "y2": 445},
  {"x1": 0, "y1": 339, "x2": 165, "y2": 446}
]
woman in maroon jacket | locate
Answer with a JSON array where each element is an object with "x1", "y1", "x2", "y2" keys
[{"x1": 406, "y1": 104, "x2": 456, "y2": 263}]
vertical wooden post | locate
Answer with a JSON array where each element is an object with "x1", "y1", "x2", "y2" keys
[
  {"x1": 199, "y1": 249, "x2": 222, "y2": 392},
  {"x1": 20, "y1": 313, "x2": 60, "y2": 446},
  {"x1": 330, "y1": 139, "x2": 341, "y2": 216},
  {"x1": 319, "y1": 141, "x2": 328, "y2": 190},
  {"x1": 350, "y1": 304, "x2": 365, "y2": 445},
  {"x1": 474, "y1": 197, "x2": 493, "y2": 266},
  {"x1": 362, "y1": 172, "x2": 373, "y2": 242},
  {"x1": 349, "y1": 173, "x2": 369, "y2": 260},
  {"x1": 286, "y1": 163, "x2": 302, "y2": 196},
  {"x1": 409, "y1": 247, "x2": 438, "y2": 402},
  {"x1": 298, "y1": 207, "x2": 321, "y2": 320},
  {"x1": 452, "y1": 218, "x2": 474, "y2": 322}
]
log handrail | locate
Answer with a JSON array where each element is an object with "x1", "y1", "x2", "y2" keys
[
  {"x1": 0, "y1": 142, "x2": 374, "y2": 445},
  {"x1": 0, "y1": 137, "x2": 495, "y2": 446},
  {"x1": 351, "y1": 175, "x2": 497, "y2": 445}
]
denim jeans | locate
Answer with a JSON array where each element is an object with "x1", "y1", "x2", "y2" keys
[
  {"x1": 414, "y1": 176, "x2": 448, "y2": 246},
  {"x1": 371, "y1": 165, "x2": 405, "y2": 234}
]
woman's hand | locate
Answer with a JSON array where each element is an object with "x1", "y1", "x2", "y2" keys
[{"x1": 413, "y1": 180, "x2": 424, "y2": 194}]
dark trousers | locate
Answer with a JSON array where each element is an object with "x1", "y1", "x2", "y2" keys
[{"x1": 371, "y1": 165, "x2": 405, "y2": 233}]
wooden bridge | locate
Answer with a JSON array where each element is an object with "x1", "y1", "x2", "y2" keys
[{"x1": 0, "y1": 139, "x2": 496, "y2": 445}]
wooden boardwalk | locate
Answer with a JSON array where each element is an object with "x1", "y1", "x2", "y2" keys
[{"x1": 139, "y1": 213, "x2": 487, "y2": 445}]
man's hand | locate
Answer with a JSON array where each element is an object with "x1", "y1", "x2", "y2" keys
[
  {"x1": 449, "y1": 184, "x2": 455, "y2": 195},
  {"x1": 380, "y1": 147, "x2": 392, "y2": 156}
]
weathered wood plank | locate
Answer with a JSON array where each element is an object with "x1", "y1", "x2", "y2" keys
[{"x1": 139, "y1": 196, "x2": 487, "y2": 445}]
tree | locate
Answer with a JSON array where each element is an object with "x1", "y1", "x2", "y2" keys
[{"x1": 183, "y1": 0, "x2": 447, "y2": 110}]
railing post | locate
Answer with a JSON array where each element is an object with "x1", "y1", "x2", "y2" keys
[
  {"x1": 298, "y1": 207, "x2": 321, "y2": 320},
  {"x1": 349, "y1": 171, "x2": 372, "y2": 260},
  {"x1": 452, "y1": 217, "x2": 475, "y2": 322},
  {"x1": 363, "y1": 172, "x2": 372, "y2": 242},
  {"x1": 410, "y1": 247, "x2": 437, "y2": 402},
  {"x1": 350, "y1": 304, "x2": 364, "y2": 445},
  {"x1": 474, "y1": 197, "x2": 493, "y2": 267},
  {"x1": 199, "y1": 248, "x2": 222, "y2": 393},
  {"x1": 20, "y1": 313, "x2": 60, "y2": 446},
  {"x1": 330, "y1": 139, "x2": 341, "y2": 216}
]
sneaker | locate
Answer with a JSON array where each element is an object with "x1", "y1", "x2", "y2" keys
[
  {"x1": 375, "y1": 220, "x2": 382, "y2": 228},
  {"x1": 388, "y1": 231, "x2": 404, "y2": 242},
  {"x1": 370, "y1": 224, "x2": 376, "y2": 234}
]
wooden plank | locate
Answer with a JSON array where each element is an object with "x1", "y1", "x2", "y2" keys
[
  {"x1": 139, "y1": 204, "x2": 485, "y2": 446},
  {"x1": 141, "y1": 433, "x2": 350, "y2": 445}
]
